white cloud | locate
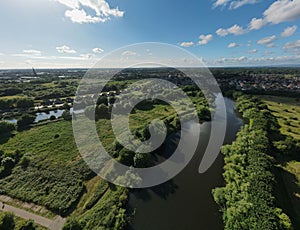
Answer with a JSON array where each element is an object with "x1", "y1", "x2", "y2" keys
[
  {"x1": 213, "y1": 0, "x2": 229, "y2": 7},
  {"x1": 55, "y1": 0, "x2": 79, "y2": 9},
  {"x1": 230, "y1": 0, "x2": 261, "y2": 9},
  {"x1": 284, "y1": 40, "x2": 300, "y2": 52},
  {"x1": 228, "y1": 42, "x2": 239, "y2": 48},
  {"x1": 248, "y1": 49, "x2": 257, "y2": 54},
  {"x1": 263, "y1": 0, "x2": 300, "y2": 24},
  {"x1": 257, "y1": 35, "x2": 276, "y2": 45},
  {"x1": 266, "y1": 43, "x2": 276, "y2": 48},
  {"x1": 180, "y1": 42, "x2": 194, "y2": 47},
  {"x1": 216, "y1": 24, "x2": 246, "y2": 36},
  {"x1": 55, "y1": 0, "x2": 124, "y2": 24},
  {"x1": 121, "y1": 51, "x2": 137, "y2": 56},
  {"x1": 22, "y1": 50, "x2": 42, "y2": 55},
  {"x1": 92, "y1": 47, "x2": 104, "y2": 53},
  {"x1": 56, "y1": 45, "x2": 77, "y2": 54},
  {"x1": 65, "y1": 9, "x2": 106, "y2": 23},
  {"x1": 248, "y1": 0, "x2": 300, "y2": 31},
  {"x1": 206, "y1": 55, "x2": 300, "y2": 66},
  {"x1": 249, "y1": 18, "x2": 266, "y2": 30},
  {"x1": 198, "y1": 34, "x2": 213, "y2": 45},
  {"x1": 281, "y1": 25, "x2": 297, "y2": 37},
  {"x1": 213, "y1": 0, "x2": 260, "y2": 9},
  {"x1": 80, "y1": 54, "x2": 94, "y2": 59}
]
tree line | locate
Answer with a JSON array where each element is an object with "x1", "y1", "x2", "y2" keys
[{"x1": 212, "y1": 94, "x2": 293, "y2": 230}]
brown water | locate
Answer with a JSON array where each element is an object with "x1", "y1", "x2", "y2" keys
[{"x1": 127, "y1": 97, "x2": 243, "y2": 230}]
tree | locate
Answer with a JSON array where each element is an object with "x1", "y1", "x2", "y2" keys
[
  {"x1": 62, "y1": 218, "x2": 82, "y2": 230},
  {"x1": 16, "y1": 98, "x2": 34, "y2": 109},
  {"x1": 17, "y1": 114, "x2": 36, "y2": 129},
  {"x1": 62, "y1": 110, "x2": 72, "y2": 121},
  {"x1": 96, "y1": 96, "x2": 108, "y2": 106},
  {"x1": 0, "y1": 122, "x2": 15, "y2": 135},
  {"x1": 49, "y1": 115, "x2": 56, "y2": 121},
  {"x1": 96, "y1": 104, "x2": 110, "y2": 120},
  {"x1": 133, "y1": 152, "x2": 152, "y2": 168},
  {"x1": 0, "y1": 212, "x2": 15, "y2": 230},
  {"x1": 17, "y1": 219, "x2": 36, "y2": 230}
]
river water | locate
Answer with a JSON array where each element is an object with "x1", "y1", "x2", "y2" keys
[{"x1": 127, "y1": 97, "x2": 243, "y2": 230}]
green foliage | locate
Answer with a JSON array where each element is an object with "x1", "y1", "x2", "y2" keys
[
  {"x1": 63, "y1": 218, "x2": 82, "y2": 230},
  {"x1": 133, "y1": 152, "x2": 152, "y2": 168},
  {"x1": 16, "y1": 219, "x2": 36, "y2": 230},
  {"x1": 49, "y1": 115, "x2": 56, "y2": 121},
  {"x1": 17, "y1": 114, "x2": 36, "y2": 129},
  {"x1": 79, "y1": 187, "x2": 128, "y2": 230},
  {"x1": 85, "y1": 180, "x2": 109, "y2": 210},
  {"x1": 213, "y1": 95, "x2": 293, "y2": 230},
  {"x1": 0, "y1": 121, "x2": 92, "y2": 216},
  {"x1": 0, "y1": 122, "x2": 15, "y2": 136},
  {"x1": 62, "y1": 110, "x2": 72, "y2": 121},
  {"x1": 16, "y1": 98, "x2": 34, "y2": 109},
  {"x1": 0, "y1": 212, "x2": 15, "y2": 230}
]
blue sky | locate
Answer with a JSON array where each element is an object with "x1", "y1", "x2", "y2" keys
[{"x1": 0, "y1": 0, "x2": 299, "y2": 68}]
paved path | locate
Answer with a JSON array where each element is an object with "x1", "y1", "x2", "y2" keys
[{"x1": 0, "y1": 202, "x2": 66, "y2": 230}]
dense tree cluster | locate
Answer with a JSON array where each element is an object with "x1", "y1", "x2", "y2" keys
[{"x1": 213, "y1": 95, "x2": 292, "y2": 230}]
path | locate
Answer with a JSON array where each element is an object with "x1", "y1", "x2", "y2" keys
[{"x1": 0, "y1": 201, "x2": 66, "y2": 230}]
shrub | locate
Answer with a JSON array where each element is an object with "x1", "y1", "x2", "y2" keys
[
  {"x1": 0, "y1": 122, "x2": 15, "y2": 135},
  {"x1": 49, "y1": 115, "x2": 56, "y2": 121},
  {"x1": 0, "y1": 212, "x2": 15, "y2": 230}
]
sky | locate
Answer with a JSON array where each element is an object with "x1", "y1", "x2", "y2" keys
[{"x1": 0, "y1": 0, "x2": 299, "y2": 68}]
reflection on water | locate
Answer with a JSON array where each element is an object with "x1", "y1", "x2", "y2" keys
[
  {"x1": 127, "y1": 97, "x2": 243, "y2": 230},
  {"x1": 4, "y1": 108, "x2": 83, "y2": 123}
]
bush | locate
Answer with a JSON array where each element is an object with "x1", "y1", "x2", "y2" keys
[
  {"x1": 49, "y1": 115, "x2": 56, "y2": 121},
  {"x1": 62, "y1": 110, "x2": 72, "y2": 121},
  {"x1": 0, "y1": 212, "x2": 15, "y2": 230},
  {"x1": 17, "y1": 219, "x2": 36, "y2": 230},
  {"x1": 17, "y1": 114, "x2": 36, "y2": 129},
  {"x1": 63, "y1": 218, "x2": 82, "y2": 230},
  {"x1": 16, "y1": 98, "x2": 34, "y2": 109},
  {"x1": 0, "y1": 122, "x2": 15, "y2": 136}
]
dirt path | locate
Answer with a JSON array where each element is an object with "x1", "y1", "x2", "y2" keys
[{"x1": 0, "y1": 201, "x2": 66, "y2": 230}]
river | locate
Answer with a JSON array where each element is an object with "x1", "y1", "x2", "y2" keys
[{"x1": 127, "y1": 97, "x2": 243, "y2": 230}]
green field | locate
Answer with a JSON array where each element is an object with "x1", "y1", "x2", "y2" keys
[
  {"x1": 260, "y1": 95, "x2": 300, "y2": 140},
  {"x1": 259, "y1": 95, "x2": 300, "y2": 228}
]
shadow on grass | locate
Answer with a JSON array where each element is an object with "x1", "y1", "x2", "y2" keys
[{"x1": 274, "y1": 165, "x2": 300, "y2": 230}]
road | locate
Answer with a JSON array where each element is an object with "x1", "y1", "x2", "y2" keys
[{"x1": 0, "y1": 202, "x2": 66, "y2": 230}]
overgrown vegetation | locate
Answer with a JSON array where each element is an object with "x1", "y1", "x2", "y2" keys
[{"x1": 213, "y1": 95, "x2": 293, "y2": 230}]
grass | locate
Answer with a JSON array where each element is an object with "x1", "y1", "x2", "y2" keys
[
  {"x1": 259, "y1": 95, "x2": 300, "y2": 140},
  {"x1": 258, "y1": 95, "x2": 300, "y2": 228},
  {"x1": 0, "y1": 121, "x2": 92, "y2": 216}
]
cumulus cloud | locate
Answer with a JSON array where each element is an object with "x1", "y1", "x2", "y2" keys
[
  {"x1": 55, "y1": 0, "x2": 124, "y2": 24},
  {"x1": 257, "y1": 35, "x2": 276, "y2": 47},
  {"x1": 228, "y1": 42, "x2": 239, "y2": 48},
  {"x1": 65, "y1": 9, "x2": 106, "y2": 23},
  {"x1": 216, "y1": 24, "x2": 246, "y2": 36},
  {"x1": 284, "y1": 40, "x2": 300, "y2": 52},
  {"x1": 248, "y1": 0, "x2": 300, "y2": 31},
  {"x1": 248, "y1": 18, "x2": 266, "y2": 30},
  {"x1": 121, "y1": 51, "x2": 137, "y2": 56},
  {"x1": 56, "y1": 45, "x2": 77, "y2": 54},
  {"x1": 264, "y1": 0, "x2": 300, "y2": 24},
  {"x1": 198, "y1": 34, "x2": 213, "y2": 45},
  {"x1": 180, "y1": 42, "x2": 194, "y2": 47},
  {"x1": 281, "y1": 25, "x2": 297, "y2": 37},
  {"x1": 92, "y1": 47, "x2": 104, "y2": 53}
]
